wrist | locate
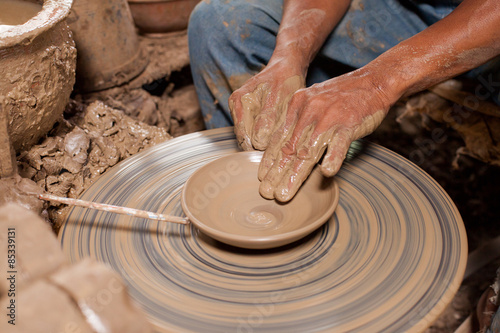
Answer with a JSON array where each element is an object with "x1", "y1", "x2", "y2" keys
[
  {"x1": 268, "y1": 46, "x2": 310, "y2": 77},
  {"x1": 351, "y1": 64, "x2": 405, "y2": 111}
]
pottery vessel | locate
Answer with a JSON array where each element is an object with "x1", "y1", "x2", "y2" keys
[
  {"x1": 128, "y1": 0, "x2": 200, "y2": 34},
  {"x1": 182, "y1": 151, "x2": 340, "y2": 249},
  {"x1": 0, "y1": 0, "x2": 76, "y2": 152},
  {"x1": 68, "y1": 0, "x2": 149, "y2": 92}
]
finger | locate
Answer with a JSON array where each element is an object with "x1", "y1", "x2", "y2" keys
[
  {"x1": 273, "y1": 154, "x2": 317, "y2": 203},
  {"x1": 259, "y1": 149, "x2": 295, "y2": 199},
  {"x1": 251, "y1": 108, "x2": 275, "y2": 150},
  {"x1": 229, "y1": 95, "x2": 252, "y2": 150},
  {"x1": 320, "y1": 129, "x2": 352, "y2": 177},
  {"x1": 273, "y1": 129, "x2": 330, "y2": 202},
  {"x1": 229, "y1": 86, "x2": 264, "y2": 150},
  {"x1": 251, "y1": 76, "x2": 304, "y2": 150},
  {"x1": 257, "y1": 98, "x2": 300, "y2": 181}
]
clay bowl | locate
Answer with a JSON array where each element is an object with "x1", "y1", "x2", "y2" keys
[
  {"x1": 181, "y1": 151, "x2": 340, "y2": 249},
  {"x1": 127, "y1": 0, "x2": 200, "y2": 34}
]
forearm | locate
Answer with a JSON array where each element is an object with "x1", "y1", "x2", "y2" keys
[
  {"x1": 270, "y1": 0, "x2": 351, "y2": 74},
  {"x1": 368, "y1": 0, "x2": 500, "y2": 103}
]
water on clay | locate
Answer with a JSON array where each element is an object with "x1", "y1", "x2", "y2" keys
[{"x1": 0, "y1": 0, "x2": 41, "y2": 33}]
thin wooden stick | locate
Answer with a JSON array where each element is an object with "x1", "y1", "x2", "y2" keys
[{"x1": 39, "y1": 193, "x2": 189, "y2": 225}]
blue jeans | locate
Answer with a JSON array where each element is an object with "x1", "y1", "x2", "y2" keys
[{"x1": 188, "y1": 0, "x2": 497, "y2": 129}]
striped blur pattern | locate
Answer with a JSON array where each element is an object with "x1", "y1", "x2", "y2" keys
[{"x1": 59, "y1": 127, "x2": 467, "y2": 333}]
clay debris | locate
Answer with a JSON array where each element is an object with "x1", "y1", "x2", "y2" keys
[
  {"x1": 18, "y1": 100, "x2": 171, "y2": 201},
  {"x1": 81, "y1": 82, "x2": 205, "y2": 137},
  {"x1": 0, "y1": 174, "x2": 44, "y2": 217},
  {"x1": 398, "y1": 91, "x2": 500, "y2": 167},
  {"x1": 0, "y1": 203, "x2": 152, "y2": 333}
]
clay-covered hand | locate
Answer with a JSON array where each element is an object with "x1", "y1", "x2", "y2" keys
[
  {"x1": 258, "y1": 69, "x2": 395, "y2": 202},
  {"x1": 228, "y1": 58, "x2": 305, "y2": 151}
]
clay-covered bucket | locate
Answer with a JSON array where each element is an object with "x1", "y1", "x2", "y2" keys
[
  {"x1": 68, "y1": 0, "x2": 149, "y2": 92},
  {"x1": 0, "y1": 0, "x2": 76, "y2": 152}
]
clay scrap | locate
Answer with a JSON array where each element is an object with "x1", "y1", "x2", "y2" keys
[
  {"x1": 17, "y1": 100, "x2": 170, "y2": 226},
  {"x1": 399, "y1": 90, "x2": 500, "y2": 167},
  {"x1": 0, "y1": 203, "x2": 65, "y2": 295},
  {"x1": 0, "y1": 203, "x2": 152, "y2": 333}
]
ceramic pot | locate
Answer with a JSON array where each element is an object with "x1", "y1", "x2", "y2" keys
[
  {"x1": 128, "y1": 0, "x2": 200, "y2": 34},
  {"x1": 68, "y1": 0, "x2": 149, "y2": 92},
  {"x1": 0, "y1": 0, "x2": 76, "y2": 152}
]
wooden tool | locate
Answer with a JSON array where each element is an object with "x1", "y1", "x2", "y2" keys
[{"x1": 38, "y1": 193, "x2": 189, "y2": 225}]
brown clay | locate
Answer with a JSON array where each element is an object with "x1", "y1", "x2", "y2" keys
[
  {"x1": 0, "y1": 174, "x2": 44, "y2": 215},
  {"x1": 68, "y1": 0, "x2": 149, "y2": 92},
  {"x1": 0, "y1": 103, "x2": 16, "y2": 177},
  {"x1": 0, "y1": 280, "x2": 95, "y2": 333},
  {"x1": 49, "y1": 259, "x2": 153, "y2": 333},
  {"x1": 182, "y1": 151, "x2": 339, "y2": 249},
  {"x1": 128, "y1": 0, "x2": 200, "y2": 34},
  {"x1": 0, "y1": 203, "x2": 66, "y2": 297},
  {"x1": 0, "y1": 0, "x2": 41, "y2": 28},
  {"x1": 0, "y1": 0, "x2": 76, "y2": 152},
  {"x1": 17, "y1": 100, "x2": 170, "y2": 226}
]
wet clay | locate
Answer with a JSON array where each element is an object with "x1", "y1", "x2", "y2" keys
[
  {"x1": 59, "y1": 127, "x2": 468, "y2": 333},
  {"x1": 182, "y1": 151, "x2": 339, "y2": 249},
  {"x1": 0, "y1": 280, "x2": 95, "y2": 333},
  {"x1": 0, "y1": 203, "x2": 65, "y2": 297},
  {"x1": 49, "y1": 260, "x2": 152, "y2": 333},
  {"x1": 0, "y1": 0, "x2": 41, "y2": 25},
  {"x1": 17, "y1": 101, "x2": 170, "y2": 226},
  {"x1": 235, "y1": 75, "x2": 304, "y2": 150},
  {"x1": 401, "y1": 91, "x2": 500, "y2": 167},
  {"x1": 0, "y1": 174, "x2": 44, "y2": 215},
  {"x1": 0, "y1": 0, "x2": 76, "y2": 152},
  {"x1": 0, "y1": 203, "x2": 152, "y2": 332},
  {"x1": 69, "y1": 0, "x2": 148, "y2": 92}
]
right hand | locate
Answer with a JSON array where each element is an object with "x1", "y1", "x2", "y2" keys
[{"x1": 228, "y1": 58, "x2": 305, "y2": 151}]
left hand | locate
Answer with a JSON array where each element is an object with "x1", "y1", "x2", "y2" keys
[{"x1": 258, "y1": 69, "x2": 396, "y2": 202}]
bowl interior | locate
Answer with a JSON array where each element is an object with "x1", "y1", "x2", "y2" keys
[{"x1": 181, "y1": 151, "x2": 339, "y2": 249}]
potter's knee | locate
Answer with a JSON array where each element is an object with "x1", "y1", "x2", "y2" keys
[{"x1": 188, "y1": 0, "x2": 227, "y2": 33}]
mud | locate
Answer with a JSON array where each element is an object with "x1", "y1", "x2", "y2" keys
[
  {"x1": 0, "y1": 204, "x2": 152, "y2": 333},
  {"x1": 0, "y1": 203, "x2": 65, "y2": 296},
  {"x1": 17, "y1": 100, "x2": 170, "y2": 226},
  {"x1": 0, "y1": 0, "x2": 41, "y2": 26},
  {"x1": 69, "y1": 0, "x2": 148, "y2": 92},
  {"x1": 0, "y1": 174, "x2": 45, "y2": 216},
  {"x1": 0, "y1": 0, "x2": 76, "y2": 152},
  {"x1": 401, "y1": 91, "x2": 500, "y2": 167}
]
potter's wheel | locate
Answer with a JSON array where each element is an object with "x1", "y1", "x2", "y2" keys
[{"x1": 59, "y1": 127, "x2": 467, "y2": 333}]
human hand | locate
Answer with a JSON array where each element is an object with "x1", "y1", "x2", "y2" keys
[
  {"x1": 228, "y1": 58, "x2": 305, "y2": 151},
  {"x1": 258, "y1": 69, "x2": 396, "y2": 202}
]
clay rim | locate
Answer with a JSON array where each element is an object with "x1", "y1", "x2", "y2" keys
[
  {"x1": 181, "y1": 151, "x2": 340, "y2": 248},
  {"x1": 0, "y1": 0, "x2": 73, "y2": 49}
]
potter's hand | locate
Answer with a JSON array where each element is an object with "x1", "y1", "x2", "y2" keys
[
  {"x1": 228, "y1": 59, "x2": 305, "y2": 151},
  {"x1": 258, "y1": 70, "x2": 394, "y2": 202}
]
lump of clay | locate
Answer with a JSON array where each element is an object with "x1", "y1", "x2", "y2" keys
[
  {"x1": 0, "y1": 174, "x2": 44, "y2": 215},
  {"x1": 0, "y1": 280, "x2": 94, "y2": 333},
  {"x1": 0, "y1": 203, "x2": 66, "y2": 297},
  {"x1": 49, "y1": 259, "x2": 152, "y2": 333}
]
